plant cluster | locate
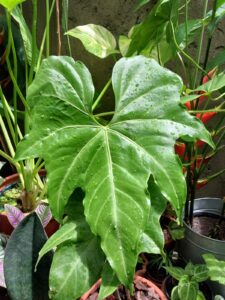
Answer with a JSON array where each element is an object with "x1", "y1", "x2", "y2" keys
[{"x1": 0, "y1": 0, "x2": 224, "y2": 299}]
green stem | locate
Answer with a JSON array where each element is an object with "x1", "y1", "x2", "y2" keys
[
  {"x1": 92, "y1": 78, "x2": 112, "y2": 111},
  {"x1": 46, "y1": 0, "x2": 50, "y2": 57},
  {"x1": 170, "y1": 21, "x2": 207, "y2": 76},
  {"x1": 94, "y1": 111, "x2": 115, "y2": 118},
  {"x1": 29, "y1": 0, "x2": 38, "y2": 84},
  {"x1": 0, "y1": 115, "x2": 15, "y2": 157},
  {"x1": 56, "y1": 0, "x2": 62, "y2": 55},
  {"x1": 0, "y1": 149, "x2": 19, "y2": 168},
  {"x1": 36, "y1": 0, "x2": 56, "y2": 71},
  {"x1": 202, "y1": 0, "x2": 218, "y2": 72},
  {"x1": 6, "y1": 57, "x2": 28, "y2": 111},
  {"x1": 193, "y1": 0, "x2": 209, "y2": 88}
]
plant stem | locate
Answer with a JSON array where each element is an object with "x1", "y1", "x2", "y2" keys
[
  {"x1": 46, "y1": 0, "x2": 50, "y2": 57},
  {"x1": 36, "y1": 0, "x2": 56, "y2": 71},
  {"x1": 202, "y1": 0, "x2": 218, "y2": 72},
  {"x1": 94, "y1": 111, "x2": 115, "y2": 118},
  {"x1": 92, "y1": 78, "x2": 112, "y2": 111},
  {"x1": 170, "y1": 21, "x2": 207, "y2": 76},
  {"x1": 0, "y1": 115, "x2": 15, "y2": 157},
  {"x1": 193, "y1": 0, "x2": 209, "y2": 88},
  {"x1": 56, "y1": 0, "x2": 62, "y2": 55},
  {"x1": 29, "y1": 0, "x2": 38, "y2": 84}
]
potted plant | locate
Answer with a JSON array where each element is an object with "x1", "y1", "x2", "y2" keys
[
  {"x1": 163, "y1": 254, "x2": 225, "y2": 300},
  {"x1": 13, "y1": 35, "x2": 214, "y2": 300}
]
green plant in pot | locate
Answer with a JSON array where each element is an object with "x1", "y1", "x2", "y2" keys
[
  {"x1": 0, "y1": 0, "x2": 60, "y2": 298},
  {"x1": 13, "y1": 50, "x2": 214, "y2": 299}
]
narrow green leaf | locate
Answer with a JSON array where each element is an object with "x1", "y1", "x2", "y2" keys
[
  {"x1": 195, "y1": 72, "x2": 225, "y2": 93},
  {"x1": 0, "y1": 0, "x2": 26, "y2": 11},
  {"x1": 165, "y1": 267, "x2": 186, "y2": 281},
  {"x1": 66, "y1": 24, "x2": 119, "y2": 58},
  {"x1": 98, "y1": 262, "x2": 120, "y2": 300},
  {"x1": 134, "y1": 0, "x2": 152, "y2": 11},
  {"x1": 4, "y1": 213, "x2": 53, "y2": 300},
  {"x1": 62, "y1": 0, "x2": 69, "y2": 33},
  {"x1": 207, "y1": 50, "x2": 225, "y2": 71},
  {"x1": 138, "y1": 177, "x2": 167, "y2": 254},
  {"x1": 11, "y1": 6, "x2": 39, "y2": 67},
  {"x1": 37, "y1": 221, "x2": 77, "y2": 266},
  {"x1": 203, "y1": 253, "x2": 225, "y2": 285},
  {"x1": 171, "y1": 286, "x2": 180, "y2": 300}
]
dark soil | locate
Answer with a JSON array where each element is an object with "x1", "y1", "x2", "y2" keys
[
  {"x1": 86, "y1": 280, "x2": 161, "y2": 300},
  {"x1": 0, "y1": 287, "x2": 10, "y2": 300},
  {"x1": 192, "y1": 214, "x2": 225, "y2": 240}
]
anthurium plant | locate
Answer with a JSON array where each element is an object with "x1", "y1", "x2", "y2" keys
[{"x1": 14, "y1": 54, "x2": 213, "y2": 299}]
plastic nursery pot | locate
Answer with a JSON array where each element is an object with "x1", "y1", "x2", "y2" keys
[
  {"x1": 0, "y1": 172, "x2": 59, "y2": 237},
  {"x1": 80, "y1": 275, "x2": 168, "y2": 300},
  {"x1": 178, "y1": 197, "x2": 225, "y2": 297}
]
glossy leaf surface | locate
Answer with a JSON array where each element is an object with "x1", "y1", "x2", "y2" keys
[
  {"x1": 48, "y1": 199, "x2": 105, "y2": 300},
  {"x1": 15, "y1": 55, "x2": 213, "y2": 287},
  {"x1": 66, "y1": 24, "x2": 119, "y2": 58},
  {"x1": 4, "y1": 213, "x2": 52, "y2": 300}
]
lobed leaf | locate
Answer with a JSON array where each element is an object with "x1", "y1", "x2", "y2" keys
[{"x1": 15, "y1": 55, "x2": 213, "y2": 288}]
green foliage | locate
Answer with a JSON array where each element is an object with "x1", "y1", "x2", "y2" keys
[
  {"x1": 4, "y1": 213, "x2": 53, "y2": 300},
  {"x1": 203, "y1": 254, "x2": 225, "y2": 285},
  {"x1": 166, "y1": 262, "x2": 208, "y2": 300},
  {"x1": 15, "y1": 54, "x2": 213, "y2": 297},
  {"x1": 0, "y1": 0, "x2": 26, "y2": 11},
  {"x1": 66, "y1": 24, "x2": 119, "y2": 58}
]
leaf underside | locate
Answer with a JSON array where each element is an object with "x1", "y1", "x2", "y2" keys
[{"x1": 15, "y1": 55, "x2": 213, "y2": 288}]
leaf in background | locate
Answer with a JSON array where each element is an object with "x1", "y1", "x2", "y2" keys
[
  {"x1": 35, "y1": 203, "x2": 52, "y2": 228},
  {"x1": 134, "y1": 0, "x2": 152, "y2": 11},
  {"x1": 191, "y1": 265, "x2": 208, "y2": 283},
  {"x1": 11, "y1": 6, "x2": 39, "y2": 67},
  {"x1": 195, "y1": 72, "x2": 225, "y2": 93},
  {"x1": 178, "y1": 277, "x2": 198, "y2": 300},
  {"x1": 66, "y1": 24, "x2": 119, "y2": 58},
  {"x1": 62, "y1": 0, "x2": 69, "y2": 33},
  {"x1": 205, "y1": 3, "x2": 225, "y2": 35},
  {"x1": 0, "y1": 0, "x2": 26, "y2": 11},
  {"x1": 4, "y1": 213, "x2": 53, "y2": 300},
  {"x1": 165, "y1": 267, "x2": 186, "y2": 281},
  {"x1": 127, "y1": 0, "x2": 179, "y2": 56},
  {"x1": 4, "y1": 204, "x2": 25, "y2": 228},
  {"x1": 138, "y1": 177, "x2": 167, "y2": 254},
  {"x1": 98, "y1": 262, "x2": 120, "y2": 300},
  {"x1": 176, "y1": 19, "x2": 202, "y2": 50},
  {"x1": 203, "y1": 253, "x2": 225, "y2": 285},
  {"x1": 207, "y1": 50, "x2": 225, "y2": 71},
  {"x1": 15, "y1": 55, "x2": 213, "y2": 287},
  {"x1": 49, "y1": 198, "x2": 105, "y2": 300}
]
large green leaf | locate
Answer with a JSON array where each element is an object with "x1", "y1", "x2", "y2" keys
[
  {"x1": 48, "y1": 198, "x2": 105, "y2": 300},
  {"x1": 66, "y1": 24, "x2": 119, "y2": 58},
  {"x1": 15, "y1": 55, "x2": 213, "y2": 287},
  {"x1": 0, "y1": 0, "x2": 25, "y2": 11},
  {"x1": 4, "y1": 213, "x2": 53, "y2": 300}
]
